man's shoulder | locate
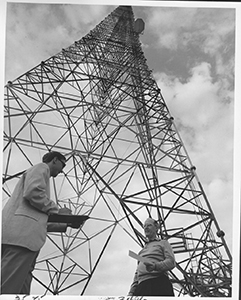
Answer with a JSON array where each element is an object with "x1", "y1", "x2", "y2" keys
[
  {"x1": 26, "y1": 162, "x2": 49, "y2": 176},
  {"x1": 28, "y1": 162, "x2": 47, "y2": 170}
]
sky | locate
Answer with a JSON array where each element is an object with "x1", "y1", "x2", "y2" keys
[{"x1": 0, "y1": 0, "x2": 241, "y2": 298}]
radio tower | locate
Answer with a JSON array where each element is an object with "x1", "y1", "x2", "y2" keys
[{"x1": 3, "y1": 5, "x2": 232, "y2": 296}]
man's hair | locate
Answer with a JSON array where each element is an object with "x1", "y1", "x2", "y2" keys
[{"x1": 42, "y1": 151, "x2": 66, "y2": 163}]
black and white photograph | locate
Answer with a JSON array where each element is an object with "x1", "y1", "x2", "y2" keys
[{"x1": 0, "y1": 0, "x2": 240, "y2": 298}]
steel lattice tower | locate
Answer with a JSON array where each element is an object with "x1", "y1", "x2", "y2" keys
[{"x1": 3, "y1": 5, "x2": 232, "y2": 296}]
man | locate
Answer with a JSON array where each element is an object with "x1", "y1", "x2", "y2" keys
[
  {"x1": 128, "y1": 217, "x2": 175, "y2": 296},
  {"x1": 1, "y1": 151, "x2": 71, "y2": 294}
]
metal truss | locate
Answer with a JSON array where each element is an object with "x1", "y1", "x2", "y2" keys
[{"x1": 3, "y1": 5, "x2": 232, "y2": 296}]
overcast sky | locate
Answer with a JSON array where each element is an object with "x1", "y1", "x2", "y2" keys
[{"x1": 1, "y1": 0, "x2": 240, "y2": 298}]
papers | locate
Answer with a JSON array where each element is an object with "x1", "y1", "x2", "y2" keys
[
  {"x1": 48, "y1": 214, "x2": 89, "y2": 225},
  {"x1": 129, "y1": 250, "x2": 149, "y2": 263}
]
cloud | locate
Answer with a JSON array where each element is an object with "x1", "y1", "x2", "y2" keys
[
  {"x1": 145, "y1": 7, "x2": 197, "y2": 50},
  {"x1": 206, "y1": 177, "x2": 233, "y2": 251},
  {"x1": 155, "y1": 62, "x2": 218, "y2": 127},
  {"x1": 5, "y1": 3, "x2": 114, "y2": 82},
  {"x1": 63, "y1": 4, "x2": 114, "y2": 36},
  {"x1": 154, "y1": 60, "x2": 233, "y2": 182},
  {"x1": 146, "y1": 7, "x2": 235, "y2": 55},
  {"x1": 153, "y1": 58, "x2": 234, "y2": 253}
]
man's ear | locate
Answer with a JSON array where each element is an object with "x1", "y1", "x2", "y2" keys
[{"x1": 53, "y1": 157, "x2": 58, "y2": 164}]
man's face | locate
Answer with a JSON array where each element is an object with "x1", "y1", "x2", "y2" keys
[
  {"x1": 144, "y1": 218, "x2": 157, "y2": 240},
  {"x1": 52, "y1": 157, "x2": 66, "y2": 177}
]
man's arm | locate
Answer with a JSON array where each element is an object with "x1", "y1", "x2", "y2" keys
[
  {"x1": 47, "y1": 206, "x2": 73, "y2": 232},
  {"x1": 146, "y1": 240, "x2": 175, "y2": 273},
  {"x1": 23, "y1": 165, "x2": 59, "y2": 215},
  {"x1": 47, "y1": 223, "x2": 67, "y2": 232}
]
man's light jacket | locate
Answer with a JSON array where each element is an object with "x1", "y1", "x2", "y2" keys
[{"x1": 2, "y1": 163, "x2": 60, "y2": 252}]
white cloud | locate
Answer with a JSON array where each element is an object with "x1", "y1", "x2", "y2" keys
[
  {"x1": 154, "y1": 60, "x2": 234, "y2": 254},
  {"x1": 146, "y1": 6, "x2": 235, "y2": 57},
  {"x1": 206, "y1": 177, "x2": 233, "y2": 251},
  {"x1": 146, "y1": 7, "x2": 197, "y2": 50},
  {"x1": 64, "y1": 4, "x2": 113, "y2": 32},
  {"x1": 154, "y1": 60, "x2": 234, "y2": 184},
  {"x1": 5, "y1": 3, "x2": 114, "y2": 82},
  {"x1": 156, "y1": 62, "x2": 218, "y2": 128}
]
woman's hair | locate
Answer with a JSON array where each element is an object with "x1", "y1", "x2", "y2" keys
[{"x1": 42, "y1": 151, "x2": 66, "y2": 163}]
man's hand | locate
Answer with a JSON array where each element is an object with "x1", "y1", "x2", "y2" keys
[
  {"x1": 144, "y1": 261, "x2": 156, "y2": 272},
  {"x1": 68, "y1": 222, "x2": 81, "y2": 229},
  {"x1": 58, "y1": 205, "x2": 72, "y2": 215}
]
